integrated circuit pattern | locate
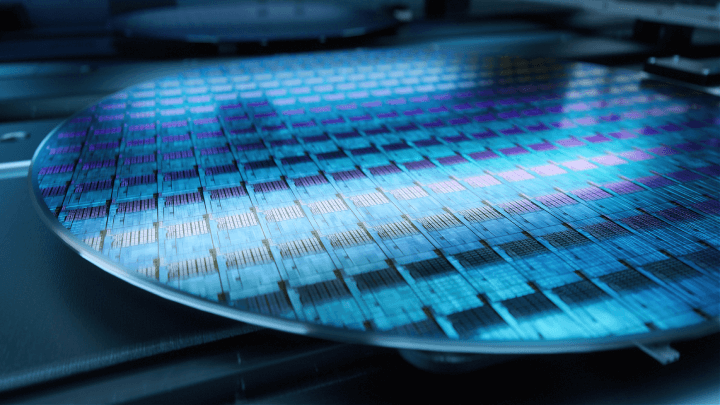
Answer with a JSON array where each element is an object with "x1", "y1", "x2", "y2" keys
[{"x1": 31, "y1": 46, "x2": 720, "y2": 349}]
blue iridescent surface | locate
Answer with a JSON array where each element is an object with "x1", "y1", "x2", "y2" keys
[{"x1": 31, "y1": 47, "x2": 720, "y2": 348}]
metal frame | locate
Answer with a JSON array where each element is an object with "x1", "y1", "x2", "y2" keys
[{"x1": 523, "y1": 0, "x2": 720, "y2": 29}]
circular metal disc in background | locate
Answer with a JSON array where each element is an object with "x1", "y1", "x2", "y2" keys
[
  {"x1": 112, "y1": 2, "x2": 400, "y2": 44},
  {"x1": 29, "y1": 46, "x2": 720, "y2": 353}
]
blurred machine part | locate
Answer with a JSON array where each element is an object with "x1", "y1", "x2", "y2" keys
[{"x1": 524, "y1": 0, "x2": 720, "y2": 30}]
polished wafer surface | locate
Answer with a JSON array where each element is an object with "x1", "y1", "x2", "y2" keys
[{"x1": 31, "y1": 47, "x2": 720, "y2": 349}]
